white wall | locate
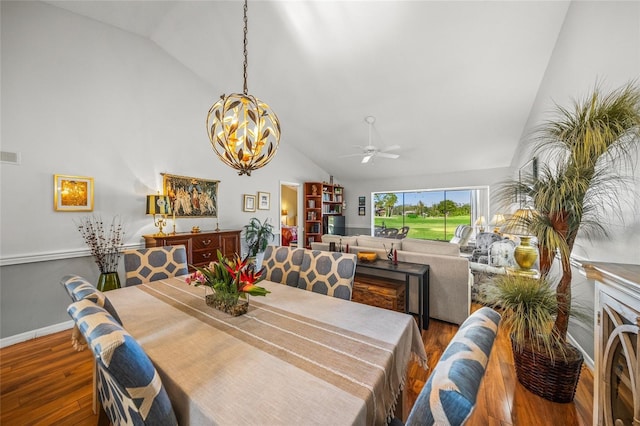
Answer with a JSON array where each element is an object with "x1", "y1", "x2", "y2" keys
[{"x1": 0, "y1": 1, "x2": 326, "y2": 339}]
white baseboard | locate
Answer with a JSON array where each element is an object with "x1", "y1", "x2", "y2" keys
[
  {"x1": 1, "y1": 320, "x2": 73, "y2": 348},
  {"x1": 567, "y1": 332, "x2": 594, "y2": 372}
]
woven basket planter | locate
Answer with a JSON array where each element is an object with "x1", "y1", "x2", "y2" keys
[{"x1": 511, "y1": 337, "x2": 583, "y2": 403}]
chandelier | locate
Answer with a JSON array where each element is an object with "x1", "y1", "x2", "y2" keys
[{"x1": 206, "y1": 0, "x2": 280, "y2": 176}]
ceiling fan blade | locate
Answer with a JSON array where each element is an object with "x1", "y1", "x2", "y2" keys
[
  {"x1": 380, "y1": 145, "x2": 401, "y2": 153},
  {"x1": 377, "y1": 152, "x2": 399, "y2": 159},
  {"x1": 339, "y1": 153, "x2": 365, "y2": 158},
  {"x1": 361, "y1": 155, "x2": 372, "y2": 164}
]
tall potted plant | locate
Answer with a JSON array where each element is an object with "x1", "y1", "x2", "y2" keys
[
  {"x1": 494, "y1": 82, "x2": 640, "y2": 401},
  {"x1": 243, "y1": 217, "x2": 274, "y2": 265}
]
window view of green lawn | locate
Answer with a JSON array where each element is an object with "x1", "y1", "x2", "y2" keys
[{"x1": 373, "y1": 190, "x2": 471, "y2": 241}]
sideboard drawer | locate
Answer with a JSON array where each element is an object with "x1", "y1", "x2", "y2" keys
[
  {"x1": 192, "y1": 234, "x2": 220, "y2": 250},
  {"x1": 192, "y1": 249, "x2": 217, "y2": 265}
]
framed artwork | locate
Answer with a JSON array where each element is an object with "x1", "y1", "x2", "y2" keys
[
  {"x1": 243, "y1": 194, "x2": 256, "y2": 212},
  {"x1": 358, "y1": 196, "x2": 366, "y2": 206},
  {"x1": 54, "y1": 174, "x2": 94, "y2": 211},
  {"x1": 358, "y1": 206, "x2": 366, "y2": 216},
  {"x1": 162, "y1": 173, "x2": 219, "y2": 218},
  {"x1": 258, "y1": 191, "x2": 270, "y2": 210}
]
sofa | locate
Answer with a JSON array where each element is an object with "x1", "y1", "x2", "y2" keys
[{"x1": 311, "y1": 234, "x2": 473, "y2": 325}]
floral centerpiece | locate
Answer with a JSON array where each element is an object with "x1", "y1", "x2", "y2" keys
[
  {"x1": 186, "y1": 250, "x2": 270, "y2": 316},
  {"x1": 76, "y1": 215, "x2": 125, "y2": 291}
]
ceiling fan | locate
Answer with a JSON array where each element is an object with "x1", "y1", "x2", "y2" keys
[{"x1": 341, "y1": 116, "x2": 400, "y2": 164}]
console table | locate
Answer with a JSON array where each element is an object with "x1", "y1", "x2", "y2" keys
[
  {"x1": 356, "y1": 258, "x2": 430, "y2": 331},
  {"x1": 143, "y1": 230, "x2": 241, "y2": 269}
]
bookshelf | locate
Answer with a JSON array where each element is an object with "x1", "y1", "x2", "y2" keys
[{"x1": 304, "y1": 182, "x2": 344, "y2": 248}]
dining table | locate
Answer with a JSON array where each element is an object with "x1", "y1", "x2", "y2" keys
[{"x1": 106, "y1": 276, "x2": 427, "y2": 425}]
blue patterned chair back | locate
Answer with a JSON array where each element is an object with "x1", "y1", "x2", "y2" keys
[
  {"x1": 404, "y1": 307, "x2": 500, "y2": 426},
  {"x1": 124, "y1": 246, "x2": 188, "y2": 286},
  {"x1": 68, "y1": 299, "x2": 178, "y2": 425},
  {"x1": 60, "y1": 274, "x2": 122, "y2": 324},
  {"x1": 297, "y1": 250, "x2": 357, "y2": 300},
  {"x1": 262, "y1": 245, "x2": 305, "y2": 286}
]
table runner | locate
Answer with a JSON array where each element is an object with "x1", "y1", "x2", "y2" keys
[{"x1": 107, "y1": 277, "x2": 427, "y2": 425}]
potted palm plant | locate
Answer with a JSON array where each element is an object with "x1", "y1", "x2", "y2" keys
[
  {"x1": 243, "y1": 217, "x2": 275, "y2": 266},
  {"x1": 493, "y1": 82, "x2": 640, "y2": 402}
]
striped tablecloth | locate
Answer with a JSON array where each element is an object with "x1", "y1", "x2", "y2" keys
[{"x1": 107, "y1": 277, "x2": 427, "y2": 425}]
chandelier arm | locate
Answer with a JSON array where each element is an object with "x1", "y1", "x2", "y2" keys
[{"x1": 243, "y1": 0, "x2": 248, "y2": 95}]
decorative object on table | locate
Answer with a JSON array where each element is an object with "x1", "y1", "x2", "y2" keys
[
  {"x1": 76, "y1": 215, "x2": 125, "y2": 291},
  {"x1": 186, "y1": 251, "x2": 269, "y2": 316},
  {"x1": 501, "y1": 207, "x2": 538, "y2": 275},
  {"x1": 146, "y1": 194, "x2": 172, "y2": 236},
  {"x1": 243, "y1": 217, "x2": 275, "y2": 265},
  {"x1": 243, "y1": 194, "x2": 256, "y2": 212},
  {"x1": 191, "y1": 226, "x2": 200, "y2": 233},
  {"x1": 357, "y1": 251, "x2": 377, "y2": 262},
  {"x1": 384, "y1": 243, "x2": 395, "y2": 262},
  {"x1": 162, "y1": 173, "x2": 218, "y2": 218},
  {"x1": 493, "y1": 81, "x2": 640, "y2": 402},
  {"x1": 257, "y1": 191, "x2": 270, "y2": 210},
  {"x1": 205, "y1": 0, "x2": 280, "y2": 176},
  {"x1": 482, "y1": 274, "x2": 584, "y2": 402},
  {"x1": 54, "y1": 174, "x2": 94, "y2": 212}
]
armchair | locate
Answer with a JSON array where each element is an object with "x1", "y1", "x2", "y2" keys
[
  {"x1": 470, "y1": 232, "x2": 502, "y2": 264},
  {"x1": 449, "y1": 225, "x2": 472, "y2": 246}
]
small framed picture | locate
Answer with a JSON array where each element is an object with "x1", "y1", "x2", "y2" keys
[
  {"x1": 258, "y1": 191, "x2": 270, "y2": 210},
  {"x1": 358, "y1": 196, "x2": 366, "y2": 206},
  {"x1": 358, "y1": 206, "x2": 366, "y2": 216},
  {"x1": 54, "y1": 174, "x2": 94, "y2": 211},
  {"x1": 243, "y1": 194, "x2": 256, "y2": 212}
]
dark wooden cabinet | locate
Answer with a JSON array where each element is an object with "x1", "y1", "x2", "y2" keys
[{"x1": 143, "y1": 230, "x2": 241, "y2": 269}]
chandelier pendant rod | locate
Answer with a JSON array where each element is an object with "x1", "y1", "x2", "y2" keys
[{"x1": 242, "y1": 0, "x2": 248, "y2": 95}]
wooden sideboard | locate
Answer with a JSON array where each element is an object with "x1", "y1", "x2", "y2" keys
[{"x1": 143, "y1": 230, "x2": 241, "y2": 269}]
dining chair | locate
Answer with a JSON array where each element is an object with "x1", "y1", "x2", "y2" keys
[
  {"x1": 297, "y1": 250, "x2": 357, "y2": 300},
  {"x1": 124, "y1": 245, "x2": 188, "y2": 286},
  {"x1": 67, "y1": 298, "x2": 178, "y2": 426},
  {"x1": 390, "y1": 306, "x2": 500, "y2": 426},
  {"x1": 396, "y1": 226, "x2": 410, "y2": 239},
  {"x1": 60, "y1": 274, "x2": 123, "y2": 351},
  {"x1": 262, "y1": 245, "x2": 305, "y2": 287}
]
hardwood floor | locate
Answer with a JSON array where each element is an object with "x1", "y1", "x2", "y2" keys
[{"x1": 1, "y1": 306, "x2": 593, "y2": 425}]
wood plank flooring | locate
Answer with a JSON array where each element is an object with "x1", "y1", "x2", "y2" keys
[{"x1": 1, "y1": 305, "x2": 593, "y2": 425}]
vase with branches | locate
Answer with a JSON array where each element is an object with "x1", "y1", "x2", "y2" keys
[
  {"x1": 76, "y1": 215, "x2": 125, "y2": 291},
  {"x1": 492, "y1": 81, "x2": 640, "y2": 401}
]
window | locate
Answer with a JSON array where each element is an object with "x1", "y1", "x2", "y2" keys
[{"x1": 372, "y1": 188, "x2": 486, "y2": 241}]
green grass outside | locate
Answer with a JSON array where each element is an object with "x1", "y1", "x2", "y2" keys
[{"x1": 374, "y1": 215, "x2": 470, "y2": 241}]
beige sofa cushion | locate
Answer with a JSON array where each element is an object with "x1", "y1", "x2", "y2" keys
[
  {"x1": 355, "y1": 235, "x2": 401, "y2": 250},
  {"x1": 321, "y1": 235, "x2": 358, "y2": 246},
  {"x1": 400, "y1": 238, "x2": 459, "y2": 256}
]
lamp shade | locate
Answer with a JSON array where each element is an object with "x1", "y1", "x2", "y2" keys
[
  {"x1": 490, "y1": 214, "x2": 506, "y2": 227},
  {"x1": 474, "y1": 216, "x2": 486, "y2": 226},
  {"x1": 502, "y1": 208, "x2": 535, "y2": 236},
  {"x1": 146, "y1": 195, "x2": 172, "y2": 215}
]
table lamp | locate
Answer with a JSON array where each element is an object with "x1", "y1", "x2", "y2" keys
[
  {"x1": 146, "y1": 194, "x2": 172, "y2": 236},
  {"x1": 502, "y1": 208, "x2": 538, "y2": 275},
  {"x1": 474, "y1": 216, "x2": 486, "y2": 233},
  {"x1": 490, "y1": 213, "x2": 506, "y2": 234}
]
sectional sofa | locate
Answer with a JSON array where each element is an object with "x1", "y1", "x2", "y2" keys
[{"x1": 311, "y1": 235, "x2": 473, "y2": 325}]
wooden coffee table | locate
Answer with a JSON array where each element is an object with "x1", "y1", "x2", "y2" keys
[{"x1": 356, "y1": 258, "x2": 430, "y2": 330}]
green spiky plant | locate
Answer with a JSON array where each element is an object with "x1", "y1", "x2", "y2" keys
[
  {"x1": 243, "y1": 217, "x2": 275, "y2": 258},
  {"x1": 496, "y1": 81, "x2": 640, "y2": 345}
]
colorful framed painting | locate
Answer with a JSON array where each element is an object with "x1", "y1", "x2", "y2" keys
[
  {"x1": 243, "y1": 194, "x2": 256, "y2": 212},
  {"x1": 162, "y1": 173, "x2": 219, "y2": 218},
  {"x1": 54, "y1": 174, "x2": 94, "y2": 211},
  {"x1": 258, "y1": 191, "x2": 270, "y2": 210}
]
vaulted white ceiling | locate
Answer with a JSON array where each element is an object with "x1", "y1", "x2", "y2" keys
[{"x1": 44, "y1": 0, "x2": 570, "y2": 180}]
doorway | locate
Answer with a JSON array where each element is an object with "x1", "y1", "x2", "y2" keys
[{"x1": 280, "y1": 181, "x2": 300, "y2": 247}]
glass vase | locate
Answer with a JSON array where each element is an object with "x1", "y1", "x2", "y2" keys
[{"x1": 97, "y1": 272, "x2": 121, "y2": 292}]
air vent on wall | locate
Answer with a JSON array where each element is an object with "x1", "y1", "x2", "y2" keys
[{"x1": 1, "y1": 151, "x2": 21, "y2": 165}]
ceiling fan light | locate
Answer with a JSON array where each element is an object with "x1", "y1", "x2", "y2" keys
[{"x1": 362, "y1": 155, "x2": 372, "y2": 164}]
